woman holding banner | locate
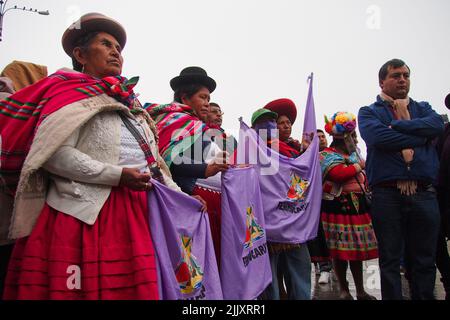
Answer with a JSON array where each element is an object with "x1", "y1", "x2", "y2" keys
[
  {"x1": 320, "y1": 112, "x2": 378, "y2": 300},
  {"x1": 1, "y1": 13, "x2": 182, "y2": 299},
  {"x1": 146, "y1": 67, "x2": 229, "y2": 266},
  {"x1": 252, "y1": 101, "x2": 313, "y2": 300}
]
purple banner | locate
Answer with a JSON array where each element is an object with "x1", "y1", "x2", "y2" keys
[
  {"x1": 220, "y1": 166, "x2": 272, "y2": 299},
  {"x1": 236, "y1": 75, "x2": 322, "y2": 243},
  {"x1": 147, "y1": 180, "x2": 223, "y2": 300}
]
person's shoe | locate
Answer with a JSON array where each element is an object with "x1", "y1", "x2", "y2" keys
[
  {"x1": 318, "y1": 271, "x2": 331, "y2": 284},
  {"x1": 356, "y1": 292, "x2": 377, "y2": 300},
  {"x1": 331, "y1": 270, "x2": 338, "y2": 282},
  {"x1": 339, "y1": 291, "x2": 354, "y2": 300},
  {"x1": 314, "y1": 263, "x2": 321, "y2": 275},
  {"x1": 441, "y1": 277, "x2": 450, "y2": 300},
  {"x1": 400, "y1": 266, "x2": 406, "y2": 275}
]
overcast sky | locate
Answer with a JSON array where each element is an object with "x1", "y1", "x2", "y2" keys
[{"x1": 1, "y1": 0, "x2": 449, "y2": 155}]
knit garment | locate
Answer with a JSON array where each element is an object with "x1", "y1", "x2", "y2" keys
[{"x1": 118, "y1": 117, "x2": 149, "y2": 173}]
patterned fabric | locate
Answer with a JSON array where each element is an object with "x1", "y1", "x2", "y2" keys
[
  {"x1": 0, "y1": 70, "x2": 139, "y2": 194},
  {"x1": 277, "y1": 139, "x2": 302, "y2": 158},
  {"x1": 319, "y1": 147, "x2": 378, "y2": 261},
  {"x1": 324, "y1": 111, "x2": 357, "y2": 136},
  {"x1": 320, "y1": 147, "x2": 359, "y2": 181},
  {"x1": 321, "y1": 193, "x2": 378, "y2": 261},
  {"x1": 144, "y1": 103, "x2": 208, "y2": 167}
]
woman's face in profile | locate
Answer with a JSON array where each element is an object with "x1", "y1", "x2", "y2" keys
[
  {"x1": 277, "y1": 115, "x2": 292, "y2": 142},
  {"x1": 182, "y1": 86, "x2": 211, "y2": 122},
  {"x1": 75, "y1": 32, "x2": 123, "y2": 79}
]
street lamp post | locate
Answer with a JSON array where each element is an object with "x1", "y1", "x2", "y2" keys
[{"x1": 0, "y1": 0, "x2": 49, "y2": 41}]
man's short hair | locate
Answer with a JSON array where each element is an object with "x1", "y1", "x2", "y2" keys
[
  {"x1": 209, "y1": 102, "x2": 220, "y2": 109},
  {"x1": 378, "y1": 58, "x2": 410, "y2": 82},
  {"x1": 317, "y1": 129, "x2": 325, "y2": 134}
]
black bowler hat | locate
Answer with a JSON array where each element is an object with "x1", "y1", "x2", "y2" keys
[
  {"x1": 170, "y1": 66, "x2": 216, "y2": 93},
  {"x1": 445, "y1": 93, "x2": 450, "y2": 110}
]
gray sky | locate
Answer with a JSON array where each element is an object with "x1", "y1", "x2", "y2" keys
[{"x1": 1, "y1": 0, "x2": 449, "y2": 155}]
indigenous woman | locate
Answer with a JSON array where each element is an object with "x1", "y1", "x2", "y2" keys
[
  {"x1": 266, "y1": 99, "x2": 333, "y2": 284},
  {"x1": 146, "y1": 67, "x2": 229, "y2": 266},
  {"x1": 0, "y1": 13, "x2": 181, "y2": 299},
  {"x1": 264, "y1": 98, "x2": 303, "y2": 158},
  {"x1": 321, "y1": 111, "x2": 378, "y2": 300},
  {"x1": 253, "y1": 100, "x2": 312, "y2": 300}
]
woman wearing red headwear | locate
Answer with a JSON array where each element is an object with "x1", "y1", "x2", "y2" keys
[
  {"x1": 264, "y1": 98, "x2": 305, "y2": 158},
  {"x1": 258, "y1": 100, "x2": 312, "y2": 300}
]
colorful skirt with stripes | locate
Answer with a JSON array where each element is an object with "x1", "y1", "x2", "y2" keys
[{"x1": 321, "y1": 192, "x2": 378, "y2": 261}]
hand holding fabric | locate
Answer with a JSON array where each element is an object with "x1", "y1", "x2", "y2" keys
[
  {"x1": 205, "y1": 163, "x2": 229, "y2": 178},
  {"x1": 119, "y1": 168, "x2": 152, "y2": 191},
  {"x1": 191, "y1": 194, "x2": 208, "y2": 212},
  {"x1": 208, "y1": 150, "x2": 230, "y2": 165}
]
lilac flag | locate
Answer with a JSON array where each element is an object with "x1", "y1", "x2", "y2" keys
[
  {"x1": 220, "y1": 166, "x2": 272, "y2": 300},
  {"x1": 147, "y1": 180, "x2": 223, "y2": 300},
  {"x1": 237, "y1": 74, "x2": 322, "y2": 243}
]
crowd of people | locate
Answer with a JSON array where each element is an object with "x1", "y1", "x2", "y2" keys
[{"x1": 0, "y1": 12, "x2": 449, "y2": 300}]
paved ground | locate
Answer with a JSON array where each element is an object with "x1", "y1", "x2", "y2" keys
[{"x1": 310, "y1": 259, "x2": 447, "y2": 300}]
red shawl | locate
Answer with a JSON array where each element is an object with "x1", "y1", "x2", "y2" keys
[
  {"x1": 145, "y1": 103, "x2": 209, "y2": 167},
  {"x1": 270, "y1": 139, "x2": 302, "y2": 158},
  {"x1": 0, "y1": 69, "x2": 138, "y2": 194}
]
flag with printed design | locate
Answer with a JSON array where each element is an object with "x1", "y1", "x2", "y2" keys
[
  {"x1": 220, "y1": 166, "x2": 271, "y2": 299},
  {"x1": 236, "y1": 74, "x2": 322, "y2": 243},
  {"x1": 148, "y1": 180, "x2": 223, "y2": 300}
]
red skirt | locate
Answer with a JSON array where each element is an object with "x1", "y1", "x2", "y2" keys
[
  {"x1": 3, "y1": 187, "x2": 159, "y2": 300},
  {"x1": 192, "y1": 185, "x2": 221, "y2": 268}
]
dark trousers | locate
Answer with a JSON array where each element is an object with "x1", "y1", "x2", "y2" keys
[
  {"x1": 0, "y1": 244, "x2": 14, "y2": 300},
  {"x1": 371, "y1": 186, "x2": 440, "y2": 300},
  {"x1": 318, "y1": 261, "x2": 333, "y2": 272},
  {"x1": 436, "y1": 228, "x2": 450, "y2": 297},
  {"x1": 262, "y1": 245, "x2": 312, "y2": 300}
]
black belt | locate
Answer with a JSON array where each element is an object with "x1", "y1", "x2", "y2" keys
[{"x1": 374, "y1": 181, "x2": 435, "y2": 192}]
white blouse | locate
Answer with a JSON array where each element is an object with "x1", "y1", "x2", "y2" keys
[{"x1": 118, "y1": 117, "x2": 150, "y2": 173}]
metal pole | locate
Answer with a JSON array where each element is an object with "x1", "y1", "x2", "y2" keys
[
  {"x1": 0, "y1": 13, "x2": 4, "y2": 42},
  {"x1": 0, "y1": 1, "x2": 49, "y2": 42}
]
